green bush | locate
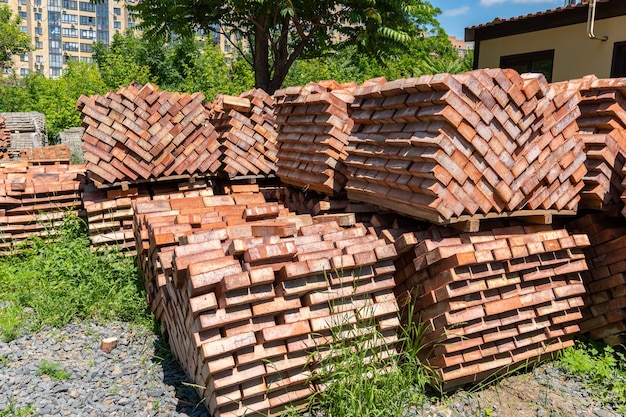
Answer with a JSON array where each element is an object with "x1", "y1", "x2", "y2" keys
[{"x1": 0, "y1": 214, "x2": 149, "y2": 341}]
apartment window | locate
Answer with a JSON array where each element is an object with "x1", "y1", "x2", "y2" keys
[
  {"x1": 62, "y1": 0, "x2": 77, "y2": 10},
  {"x1": 80, "y1": 43, "x2": 92, "y2": 53},
  {"x1": 20, "y1": 68, "x2": 29, "y2": 75},
  {"x1": 36, "y1": 55, "x2": 44, "y2": 63},
  {"x1": 35, "y1": 27, "x2": 43, "y2": 36},
  {"x1": 63, "y1": 42, "x2": 78, "y2": 51},
  {"x1": 50, "y1": 54, "x2": 62, "y2": 65},
  {"x1": 19, "y1": 0, "x2": 26, "y2": 4},
  {"x1": 79, "y1": 1, "x2": 95, "y2": 12},
  {"x1": 62, "y1": 14, "x2": 78, "y2": 24},
  {"x1": 35, "y1": 0, "x2": 42, "y2": 6},
  {"x1": 80, "y1": 56, "x2": 92, "y2": 63},
  {"x1": 19, "y1": 11, "x2": 27, "y2": 19},
  {"x1": 20, "y1": 54, "x2": 28, "y2": 62},
  {"x1": 80, "y1": 29, "x2": 95, "y2": 39},
  {"x1": 35, "y1": 41, "x2": 43, "y2": 49},
  {"x1": 113, "y1": 21, "x2": 121, "y2": 29},
  {"x1": 35, "y1": 13, "x2": 42, "y2": 21},
  {"x1": 80, "y1": 15, "x2": 95, "y2": 26},
  {"x1": 113, "y1": 7, "x2": 121, "y2": 15},
  {"x1": 62, "y1": 27, "x2": 78, "y2": 37},
  {"x1": 50, "y1": 68, "x2": 62, "y2": 77},
  {"x1": 20, "y1": 26, "x2": 27, "y2": 33},
  {"x1": 500, "y1": 50, "x2": 554, "y2": 82},
  {"x1": 611, "y1": 41, "x2": 626, "y2": 78}
]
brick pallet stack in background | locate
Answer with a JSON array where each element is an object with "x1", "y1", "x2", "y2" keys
[
  {"x1": 273, "y1": 80, "x2": 359, "y2": 196},
  {"x1": 133, "y1": 191, "x2": 400, "y2": 416},
  {"x1": 19, "y1": 144, "x2": 72, "y2": 165},
  {"x1": 210, "y1": 89, "x2": 279, "y2": 177},
  {"x1": 0, "y1": 117, "x2": 10, "y2": 160},
  {"x1": 555, "y1": 76, "x2": 626, "y2": 210},
  {"x1": 390, "y1": 224, "x2": 589, "y2": 391},
  {"x1": 0, "y1": 163, "x2": 85, "y2": 254},
  {"x1": 346, "y1": 69, "x2": 586, "y2": 225},
  {"x1": 568, "y1": 214, "x2": 626, "y2": 345},
  {"x1": 84, "y1": 177, "x2": 212, "y2": 256},
  {"x1": 76, "y1": 83, "x2": 222, "y2": 187}
]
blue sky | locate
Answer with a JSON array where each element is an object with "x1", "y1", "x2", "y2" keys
[{"x1": 429, "y1": 0, "x2": 566, "y2": 39}]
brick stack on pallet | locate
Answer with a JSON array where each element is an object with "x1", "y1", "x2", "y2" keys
[
  {"x1": 390, "y1": 224, "x2": 590, "y2": 390},
  {"x1": 274, "y1": 80, "x2": 358, "y2": 195},
  {"x1": 132, "y1": 189, "x2": 400, "y2": 416},
  {"x1": 19, "y1": 143, "x2": 72, "y2": 165},
  {"x1": 76, "y1": 83, "x2": 222, "y2": 187},
  {"x1": 568, "y1": 214, "x2": 626, "y2": 345},
  {"x1": 83, "y1": 178, "x2": 212, "y2": 256},
  {"x1": 345, "y1": 69, "x2": 586, "y2": 225},
  {"x1": 555, "y1": 76, "x2": 626, "y2": 210},
  {"x1": 0, "y1": 163, "x2": 85, "y2": 254},
  {"x1": 0, "y1": 117, "x2": 10, "y2": 160},
  {"x1": 210, "y1": 89, "x2": 279, "y2": 177}
]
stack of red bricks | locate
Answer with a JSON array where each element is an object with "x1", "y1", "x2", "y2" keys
[
  {"x1": 345, "y1": 69, "x2": 586, "y2": 225},
  {"x1": 568, "y1": 214, "x2": 626, "y2": 345},
  {"x1": 132, "y1": 188, "x2": 400, "y2": 416},
  {"x1": 84, "y1": 178, "x2": 211, "y2": 256},
  {"x1": 210, "y1": 89, "x2": 279, "y2": 177},
  {"x1": 274, "y1": 80, "x2": 358, "y2": 195},
  {"x1": 0, "y1": 117, "x2": 10, "y2": 160},
  {"x1": 77, "y1": 83, "x2": 221, "y2": 187},
  {"x1": 555, "y1": 76, "x2": 626, "y2": 210},
  {"x1": 0, "y1": 163, "x2": 85, "y2": 254},
  {"x1": 19, "y1": 144, "x2": 72, "y2": 165},
  {"x1": 391, "y1": 224, "x2": 589, "y2": 390}
]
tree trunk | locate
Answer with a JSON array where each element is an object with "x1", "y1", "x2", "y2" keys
[{"x1": 253, "y1": 21, "x2": 271, "y2": 93}]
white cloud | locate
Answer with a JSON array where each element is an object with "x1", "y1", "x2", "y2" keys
[
  {"x1": 480, "y1": 0, "x2": 556, "y2": 5},
  {"x1": 443, "y1": 6, "x2": 471, "y2": 17}
]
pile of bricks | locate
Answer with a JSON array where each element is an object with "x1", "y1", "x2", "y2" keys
[
  {"x1": 345, "y1": 69, "x2": 586, "y2": 225},
  {"x1": 0, "y1": 117, "x2": 10, "y2": 160},
  {"x1": 133, "y1": 188, "x2": 400, "y2": 416},
  {"x1": 391, "y1": 224, "x2": 590, "y2": 390},
  {"x1": 83, "y1": 178, "x2": 211, "y2": 256},
  {"x1": 19, "y1": 144, "x2": 72, "y2": 165},
  {"x1": 568, "y1": 214, "x2": 626, "y2": 345},
  {"x1": 76, "y1": 83, "x2": 221, "y2": 186},
  {"x1": 274, "y1": 81, "x2": 358, "y2": 195},
  {"x1": 210, "y1": 89, "x2": 279, "y2": 177},
  {"x1": 0, "y1": 163, "x2": 85, "y2": 254},
  {"x1": 555, "y1": 76, "x2": 626, "y2": 210}
]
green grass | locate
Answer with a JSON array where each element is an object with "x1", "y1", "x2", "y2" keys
[
  {"x1": 0, "y1": 397, "x2": 35, "y2": 417},
  {"x1": 0, "y1": 214, "x2": 150, "y2": 342},
  {"x1": 559, "y1": 340, "x2": 626, "y2": 413},
  {"x1": 285, "y1": 301, "x2": 433, "y2": 417},
  {"x1": 35, "y1": 359, "x2": 71, "y2": 380}
]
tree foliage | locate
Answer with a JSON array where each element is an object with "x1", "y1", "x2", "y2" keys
[
  {"x1": 130, "y1": 0, "x2": 444, "y2": 93},
  {"x1": 0, "y1": 4, "x2": 33, "y2": 69}
]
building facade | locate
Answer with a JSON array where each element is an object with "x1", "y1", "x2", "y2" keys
[
  {"x1": 465, "y1": 0, "x2": 626, "y2": 82},
  {"x1": 1, "y1": 0, "x2": 138, "y2": 78}
]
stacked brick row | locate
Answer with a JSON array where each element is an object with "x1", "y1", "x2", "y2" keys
[
  {"x1": 83, "y1": 178, "x2": 211, "y2": 256},
  {"x1": 0, "y1": 163, "x2": 85, "y2": 254},
  {"x1": 210, "y1": 89, "x2": 279, "y2": 177},
  {"x1": 0, "y1": 117, "x2": 10, "y2": 160},
  {"x1": 555, "y1": 76, "x2": 626, "y2": 210},
  {"x1": 344, "y1": 69, "x2": 585, "y2": 224},
  {"x1": 568, "y1": 214, "x2": 626, "y2": 345},
  {"x1": 19, "y1": 144, "x2": 72, "y2": 165},
  {"x1": 391, "y1": 225, "x2": 590, "y2": 390},
  {"x1": 133, "y1": 190, "x2": 400, "y2": 416},
  {"x1": 76, "y1": 83, "x2": 221, "y2": 186},
  {"x1": 273, "y1": 81, "x2": 358, "y2": 195}
]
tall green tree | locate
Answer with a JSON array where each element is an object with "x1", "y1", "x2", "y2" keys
[
  {"x1": 130, "y1": 0, "x2": 442, "y2": 94},
  {"x1": 0, "y1": 4, "x2": 32, "y2": 70}
]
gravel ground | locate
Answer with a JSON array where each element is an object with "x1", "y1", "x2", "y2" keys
[{"x1": 0, "y1": 321, "x2": 621, "y2": 417}]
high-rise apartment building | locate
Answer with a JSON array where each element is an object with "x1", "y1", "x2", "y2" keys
[{"x1": 1, "y1": 0, "x2": 138, "y2": 78}]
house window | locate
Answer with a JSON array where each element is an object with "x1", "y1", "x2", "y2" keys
[
  {"x1": 611, "y1": 41, "x2": 626, "y2": 78},
  {"x1": 500, "y1": 50, "x2": 555, "y2": 82}
]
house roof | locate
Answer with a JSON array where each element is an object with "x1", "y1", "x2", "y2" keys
[{"x1": 465, "y1": 0, "x2": 625, "y2": 42}]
